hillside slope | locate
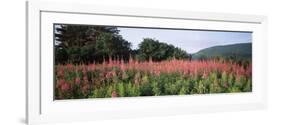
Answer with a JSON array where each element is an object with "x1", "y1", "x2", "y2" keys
[{"x1": 192, "y1": 43, "x2": 252, "y2": 60}]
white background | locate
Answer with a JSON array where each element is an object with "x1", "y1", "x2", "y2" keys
[{"x1": 0, "y1": 0, "x2": 279, "y2": 125}]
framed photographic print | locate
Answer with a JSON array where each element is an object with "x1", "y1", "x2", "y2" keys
[{"x1": 26, "y1": 0, "x2": 267, "y2": 124}]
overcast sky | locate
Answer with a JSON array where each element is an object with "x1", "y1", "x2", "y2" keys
[{"x1": 118, "y1": 27, "x2": 252, "y2": 53}]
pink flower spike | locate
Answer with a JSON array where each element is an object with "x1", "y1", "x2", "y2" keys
[
  {"x1": 75, "y1": 77, "x2": 80, "y2": 85},
  {"x1": 66, "y1": 64, "x2": 74, "y2": 71},
  {"x1": 111, "y1": 90, "x2": 118, "y2": 98},
  {"x1": 224, "y1": 83, "x2": 229, "y2": 88},
  {"x1": 61, "y1": 83, "x2": 70, "y2": 92},
  {"x1": 88, "y1": 64, "x2": 95, "y2": 71}
]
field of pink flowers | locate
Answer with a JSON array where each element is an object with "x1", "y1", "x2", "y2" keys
[{"x1": 55, "y1": 58, "x2": 252, "y2": 99}]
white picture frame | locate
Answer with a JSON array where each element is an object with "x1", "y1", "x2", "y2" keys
[{"x1": 26, "y1": 0, "x2": 267, "y2": 124}]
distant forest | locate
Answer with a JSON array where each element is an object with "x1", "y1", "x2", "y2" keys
[{"x1": 54, "y1": 24, "x2": 192, "y2": 64}]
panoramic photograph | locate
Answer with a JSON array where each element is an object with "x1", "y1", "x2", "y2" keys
[{"x1": 54, "y1": 24, "x2": 252, "y2": 100}]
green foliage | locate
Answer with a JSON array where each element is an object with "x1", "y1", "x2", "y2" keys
[
  {"x1": 117, "y1": 82, "x2": 125, "y2": 97},
  {"x1": 179, "y1": 87, "x2": 187, "y2": 95},
  {"x1": 140, "y1": 82, "x2": 153, "y2": 96},
  {"x1": 54, "y1": 24, "x2": 131, "y2": 64},
  {"x1": 152, "y1": 81, "x2": 161, "y2": 96},
  {"x1": 242, "y1": 79, "x2": 252, "y2": 92},
  {"x1": 137, "y1": 38, "x2": 191, "y2": 61},
  {"x1": 221, "y1": 71, "x2": 228, "y2": 84},
  {"x1": 229, "y1": 87, "x2": 241, "y2": 93},
  {"x1": 55, "y1": 47, "x2": 68, "y2": 64},
  {"x1": 106, "y1": 85, "x2": 113, "y2": 97}
]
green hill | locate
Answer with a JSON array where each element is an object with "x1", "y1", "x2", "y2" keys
[{"x1": 192, "y1": 43, "x2": 252, "y2": 60}]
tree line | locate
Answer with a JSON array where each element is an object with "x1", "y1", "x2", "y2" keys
[{"x1": 54, "y1": 24, "x2": 192, "y2": 64}]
